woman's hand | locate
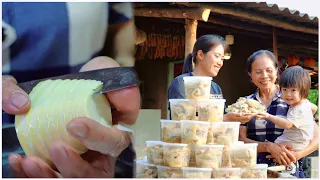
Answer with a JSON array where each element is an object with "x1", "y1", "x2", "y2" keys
[
  {"x1": 2, "y1": 75, "x2": 31, "y2": 115},
  {"x1": 8, "y1": 56, "x2": 141, "y2": 178},
  {"x1": 224, "y1": 112, "x2": 255, "y2": 124},
  {"x1": 265, "y1": 142, "x2": 296, "y2": 166}
]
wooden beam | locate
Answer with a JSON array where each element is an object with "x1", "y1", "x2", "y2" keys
[
  {"x1": 277, "y1": 52, "x2": 318, "y2": 60},
  {"x1": 185, "y1": 19, "x2": 198, "y2": 61},
  {"x1": 278, "y1": 43, "x2": 318, "y2": 52},
  {"x1": 134, "y1": 8, "x2": 211, "y2": 22},
  {"x1": 161, "y1": 17, "x2": 272, "y2": 40},
  {"x1": 277, "y1": 48, "x2": 318, "y2": 58},
  {"x1": 172, "y1": 2, "x2": 318, "y2": 34},
  {"x1": 206, "y1": 16, "x2": 317, "y2": 42},
  {"x1": 273, "y1": 27, "x2": 278, "y2": 59}
]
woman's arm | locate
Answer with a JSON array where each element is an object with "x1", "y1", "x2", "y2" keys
[
  {"x1": 294, "y1": 121, "x2": 319, "y2": 160},
  {"x1": 239, "y1": 126, "x2": 296, "y2": 166},
  {"x1": 311, "y1": 103, "x2": 318, "y2": 115}
]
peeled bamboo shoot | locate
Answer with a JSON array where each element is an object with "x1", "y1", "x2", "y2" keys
[{"x1": 15, "y1": 79, "x2": 112, "y2": 166}]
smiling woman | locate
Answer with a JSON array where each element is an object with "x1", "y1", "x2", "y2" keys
[
  {"x1": 167, "y1": 34, "x2": 230, "y2": 102},
  {"x1": 225, "y1": 50, "x2": 319, "y2": 178}
]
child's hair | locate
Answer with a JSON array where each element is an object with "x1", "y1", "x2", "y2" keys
[
  {"x1": 182, "y1": 34, "x2": 230, "y2": 74},
  {"x1": 279, "y1": 66, "x2": 311, "y2": 98}
]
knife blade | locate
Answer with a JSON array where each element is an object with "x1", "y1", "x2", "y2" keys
[{"x1": 17, "y1": 67, "x2": 140, "y2": 94}]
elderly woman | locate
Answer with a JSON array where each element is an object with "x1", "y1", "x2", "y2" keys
[{"x1": 224, "y1": 50, "x2": 318, "y2": 178}]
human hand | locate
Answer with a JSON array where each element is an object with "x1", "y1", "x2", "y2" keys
[
  {"x1": 8, "y1": 56, "x2": 141, "y2": 177},
  {"x1": 265, "y1": 142, "x2": 296, "y2": 166},
  {"x1": 224, "y1": 112, "x2": 255, "y2": 124},
  {"x1": 255, "y1": 112, "x2": 270, "y2": 120},
  {"x1": 2, "y1": 75, "x2": 31, "y2": 115}
]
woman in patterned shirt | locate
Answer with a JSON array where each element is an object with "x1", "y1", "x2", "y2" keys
[{"x1": 224, "y1": 50, "x2": 318, "y2": 178}]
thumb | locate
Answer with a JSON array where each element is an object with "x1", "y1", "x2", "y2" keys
[{"x1": 2, "y1": 75, "x2": 31, "y2": 115}]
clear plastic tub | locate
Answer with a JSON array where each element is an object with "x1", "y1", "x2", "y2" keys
[
  {"x1": 212, "y1": 167, "x2": 241, "y2": 178},
  {"x1": 160, "y1": 120, "x2": 181, "y2": 143},
  {"x1": 183, "y1": 76, "x2": 212, "y2": 100},
  {"x1": 241, "y1": 163, "x2": 268, "y2": 178},
  {"x1": 169, "y1": 99, "x2": 196, "y2": 120},
  {"x1": 146, "y1": 141, "x2": 164, "y2": 165},
  {"x1": 157, "y1": 165, "x2": 183, "y2": 178},
  {"x1": 206, "y1": 123, "x2": 214, "y2": 144},
  {"x1": 209, "y1": 122, "x2": 240, "y2": 145},
  {"x1": 220, "y1": 141, "x2": 245, "y2": 168},
  {"x1": 162, "y1": 143, "x2": 190, "y2": 167},
  {"x1": 181, "y1": 120, "x2": 210, "y2": 145},
  {"x1": 221, "y1": 145, "x2": 231, "y2": 168},
  {"x1": 197, "y1": 99, "x2": 225, "y2": 122},
  {"x1": 230, "y1": 143, "x2": 258, "y2": 168},
  {"x1": 220, "y1": 141, "x2": 244, "y2": 168},
  {"x1": 135, "y1": 160, "x2": 158, "y2": 178},
  {"x1": 188, "y1": 144, "x2": 196, "y2": 167},
  {"x1": 195, "y1": 144, "x2": 224, "y2": 168},
  {"x1": 182, "y1": 167, "x2": 212, "y2": 178}
]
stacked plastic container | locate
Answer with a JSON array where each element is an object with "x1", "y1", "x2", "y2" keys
[{"x1": 135, "y1": 76, "x2": 267, "y2": 178}]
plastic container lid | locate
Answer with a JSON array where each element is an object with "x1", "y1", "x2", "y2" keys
[
  {"x1": 182, "y1": 120, "x2": 210, "y2": 125},
  {"x1": 233, "y1": 141, "x2": 245, "y2": 145},
  {"x1": 197, "y1": 99, "x2": 226, "y2": 103},
  {"x1": 182, "y1": 167, "x2": 213, "y2": 171},
  {"x1": 169, "y1": 99, "x2": 195, "y2": 103},
  {"x1": 214, "y1": 167, "x2": 241, "y2": 171},
  {"x1": 245, "y1": 164, "x2": 268, "y2": 169},
  {"x1": 211, "y1": 122, "x2": 241, "y2": 125},
  {"x1": 163, "y1": 142, "x2": 188, "y2": 147},
  {"x1": 160, "y1": 119, "x2": 180, "y2": 123},
  {"x1": 146, "y1": 141, "x2": 164, "y2": 145},
  {"x1": 135, "y1": 160, "x2": 156, "y2": 167},
  {"x1": 157, "y1": 165, "x2": 181, "y2": 170},
  {"x1": 196, "y1": 144, "x2": 224, "y2": 148}
]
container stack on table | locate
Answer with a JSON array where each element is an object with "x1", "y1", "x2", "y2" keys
[{"x1": 135, "y1": 76, "x2": 268, "y2": 178}]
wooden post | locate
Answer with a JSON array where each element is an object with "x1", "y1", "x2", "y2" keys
[
  {"x1": 272, "y1": 27, "x2": 278, "y2": 59},
  {"x1": 185, "y1": 19, "x2": 198, "y2": 63}
]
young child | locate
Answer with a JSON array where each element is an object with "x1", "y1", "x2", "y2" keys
[{"x1": 256, "y1": 66, "x2": 316, "y2": 176}]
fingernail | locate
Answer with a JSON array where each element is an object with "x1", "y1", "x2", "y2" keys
[
  {"x1": 8, "y1": 155, "x2": 20, "y2": 172},
  {"x1": 67, "y1": 123, "x2": 88, "y2": 138},
  {"x1": 11, "y1": 92, "x2": 29, "y2": 109}
]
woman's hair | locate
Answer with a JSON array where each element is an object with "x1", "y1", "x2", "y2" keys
[
  {"x1": 247, "y1": 50, "x2": 278, "y2": 73},
  {"x1": 247, "y1": 50, "x2": 280, "y2": 85},
  {"x1": 182, "y1": 34, "x2": 229, "y2": 74},
  {"x1": 279, "y1": 66, "x2": 311, "y2": 99}
]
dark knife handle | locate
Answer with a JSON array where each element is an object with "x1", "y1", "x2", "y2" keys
[{"x1": 18, "y1": 67, "x2": 140, "y2": 94}]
